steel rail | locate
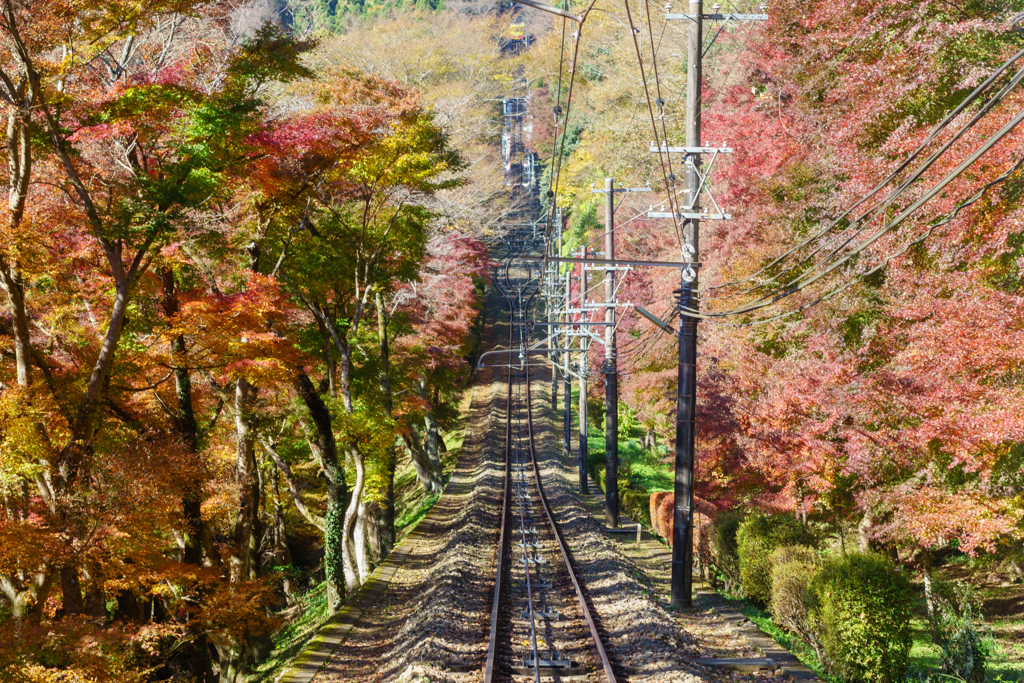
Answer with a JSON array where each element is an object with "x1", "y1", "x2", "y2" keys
[
  {"x1": 523, "y1": 356, "x2": 618, "y2": 683},
  {"x1": 483, "y1": 290, "x2": 515, "y2": 683}
]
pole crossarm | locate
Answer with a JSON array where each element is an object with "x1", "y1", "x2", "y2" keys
[
  {"x1": 666, "y1": 12, "x2": 768, "y2": 20},
  {"x1": 647, "y1": 211, "x2": 730, "y2": 221},
  {"x1": 520, "y1": 255, "x2": 702, "y2": 268},
  {"x1": 650, "y1": 145, "x2": 732, "y2": 154}
]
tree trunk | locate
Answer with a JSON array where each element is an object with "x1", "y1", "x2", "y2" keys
[
  {"x1": 1011, "y1": 557, "x2": 1024, "y2": 583},
  {"x1": 419, "y1": 378, "x2": 443, "y2": 483},
  {"x1": 341, "y1": 447, "x2": 364, "y2": 594},
  {"x1": 857, "y1": 509, "x2": 874, "y2": 552},
  {"x1": 354, "y1": 500, "x2": 371, "y2": 582},
  {"x1": 161, "y1": 268, "x2": 205, "y2": 566},
  {"x1": 60, "y1": 565, "x2": 84, "y2": 616},
  {"x1": 231, "y1": 378, "x2": 258, "y2": 583},
  {"x1": 271, "y1": 466, "x2": 295, "y2": 605},
  {"x1": 0, "y1": 257, "x2": 32, "y2": 387},
  {"x1": 293, "y1": 371, "x2": 347, "y2": 613},
  {"x1": 250, "y1": 458, "x2": 265, "y2": 580},
  {"x1": 369, "y1": 292, "x2": 395, "y2": 562},
  {"x1": 402, "y1": 429, "x2": 443, "y2": 494},
  {"x1": 0, "y1": 570, "x2": 53, "y2": 621},
  {"x1": 1, "y1": 98, "x2": 36, "y2": 388},
  {"x1": 923, "y1": 550, "x2": 940, "y2": 645}
]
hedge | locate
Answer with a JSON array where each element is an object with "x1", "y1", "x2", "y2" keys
[
  {"x1": 736, "y1": 513, "x2": 816, "y2": 606},
  {"x1": 809, "y1": 552, "x2": 914, "y2": 683}
]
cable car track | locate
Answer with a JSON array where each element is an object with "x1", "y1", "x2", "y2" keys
[{"x1": 483, "y1": 243, "x2": 617, "y2": 683}]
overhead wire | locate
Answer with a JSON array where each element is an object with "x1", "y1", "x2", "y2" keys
[
  {"x1": 682, "y1": 107, "x2": 1024, "y2": 321},
  {"x1": 623, "y1": 0, "x2": 685, "y2": 250},
  {"x1": 543, "y1": 0, "x2": 600, "y2": 244},
  {"x1": 722, "y1": 153, "x2": 1024, "y2": 327},
  {"x1": 702, "y1": 44, "x2": 1024, "y2": 300}
]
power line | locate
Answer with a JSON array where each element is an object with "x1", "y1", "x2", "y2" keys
[{"x1": 703, "y1": 45, "x2": 1024, "y2": 301}]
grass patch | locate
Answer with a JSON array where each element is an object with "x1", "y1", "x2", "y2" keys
[
  {"x1": 246, "y1": 582, "x2": 330, "y2": 682},
  {"x1": 396, "y1": 491, "x2": 440, "y2": 538}
]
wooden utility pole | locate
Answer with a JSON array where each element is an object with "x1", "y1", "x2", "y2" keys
[
  {"x1": 588, "y1": 179, "x2": 648, "y2": 527},
  {"x1": 657, "y1": 0, "x2": 767, "y2": 610}
]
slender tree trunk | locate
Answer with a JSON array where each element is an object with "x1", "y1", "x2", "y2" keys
[
  {"x1": 1, "y1": 97, "x2": 36, "y2": 388},
  {"x1": 231, "y1": 378, "x2": 258, "y2": 583},
  {"x1": 250, "y1": 459, "x2": 265, "y2": 580},
  {"x1": 271, "y1": 466, "x2": 295, "y2": 605},
  {"x1": 369, "y1": 293, "x2": 395, "y2": 562},
  {"x1": 0, "y1": 257, "x2": 31, "y2": 387},
  {"x1": 354, "y1": 500, "x2": 370, "y2": 583},
  {"x1": 341, "y1": 447, "x2": 364, "y2": 593},
  {"x1": 419, "y1": 378, "x2": 443, "y2": 483},
  {"x1": 923, "y1": 550, "x2": 940, "y2": 645},
  {"x1": 293, "y1": 371, "x2": 348, "y2": 613},
  {"x1": 161, "y1": 269, "x2": 204, "y2": 566}
]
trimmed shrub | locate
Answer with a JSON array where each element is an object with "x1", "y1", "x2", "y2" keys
[
  {"x1": 736, "y1": 513, "x2": 816, "y2": 605},
  {"x1": 769, "y1": 545, "x2": 820, "y2": 654},
  {"x1": 712, "y1": 511, "x2": 744, "y2": 586},
  {"x1": 621, "y1": 487, "x2": 651, "y2": 527},
  {"x1": 657, "y1": 494, "x2": 674, "y2": 545},
  {"x1": 649, "y1": 491, "x2": 671, "y2": 537},
  {"x1": 808, "y1": 552, "x2": 914, "y2": 683}
]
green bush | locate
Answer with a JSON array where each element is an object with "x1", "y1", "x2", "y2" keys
[
  {"x1": 713, "y1": 511, "x2": 745, "y2": 585},
  {"x1": 736, "y1": 513, "x2": 816, "y2": 605},
  {"x1": 808, "y1": 552, "x2": 914, "y2": 683},
  {"x1": 935, "y1": 582, "x2": 993, "y2": 683},
  {"x1": 769, "y1": 545, "x2": 820, "y2": 652},
  {"x1": 621, "y1": 487, "x2": 651, "y2": 527}
]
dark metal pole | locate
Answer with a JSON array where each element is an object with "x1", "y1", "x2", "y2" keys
[
  {"x1": 671, "y1": 277, "x2": 698, "y2": 607},
  {"x1": 671, "y1": 0, "x2": 702, "y2": 609},
  {"x1": 563, "y1": 270, "x2": 573, "y2": 463},
  {"x1": 603, "y1": 177, "x2": 619, "y2": 528}
]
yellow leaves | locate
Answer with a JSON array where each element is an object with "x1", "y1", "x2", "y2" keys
[
  {"x1": 0, "y1": 388, "x2": 67, "y2": 495},
  {"x1": 13, "y1": 665, "x2": 98, "y2": 683}
]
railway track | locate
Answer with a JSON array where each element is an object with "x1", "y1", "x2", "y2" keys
[{"x1": 484, "y1": 245, "x2": 617, "y2": 683}]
